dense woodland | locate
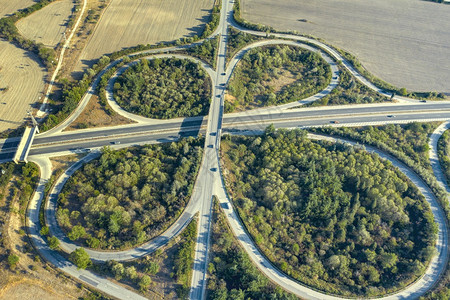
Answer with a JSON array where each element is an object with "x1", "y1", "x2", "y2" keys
[
  {"x1": 207, "y1": 200, "x2": 296, "y2": 300},
  {"x1": 310, "y1": 123, "x2": 450, "y2": 299},
  {"x1": 312, "y1": 123, "x2": 439, "y2": 171},
  {"x1": 113, "y1": 58, "x2": 211, "y2": 119},
  {"x1": 310, "y1": 67, "x2": 387, "y2": 106},
  {"x1": 221, "y1": 128, "x2": 436, "y2": 296},
  {"x1": 226, "y1": 45, "x2": 331, "y2": 112},
  {"x1": 57, "y1": 138, "x2": 203, "y2": 250}
]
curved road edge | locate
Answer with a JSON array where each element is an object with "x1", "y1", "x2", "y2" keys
[
  {"x1": 213, "y1": 132, "x2": 449, "y2": 300},
  {"x1": 44, "y1": 147, "x2": 201, "y2": 262},
  {"x1": 105, "y1": 54, "x2": 217, "y2": 124},
  {"x1": 27, "y1": 155, "x2": 147, "y2": 300}
]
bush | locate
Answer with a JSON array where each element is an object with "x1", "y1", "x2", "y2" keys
[
  {"x1": 69, "y1": 248, "x2": 91, "y2": 269},
  {"x1": 7, "y1": 254, "x2": 20, "y2": 269}
]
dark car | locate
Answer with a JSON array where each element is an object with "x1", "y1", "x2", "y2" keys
[{"x1": 210, "y1": 167, "x2": 217, "y2": 172}]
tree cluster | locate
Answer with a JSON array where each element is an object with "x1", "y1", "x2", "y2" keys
[
  {"x1": 310, "y1": 67, "x2": 387, "y2": 106},
  {"x1": 201, "y1": 1, "x2": 221, "y2": 38},
  {"x1": 173, "y1": 218, "x2": 197, "y2": 298},
  {"x1": 57, "y1": 138, "x2": 203, "y2": 250},
  {"x1": 226, "y1": 27, "x2": 263, "y2": 62},
  {"x1": 114, "y1": 58, "x2": 211, "y2": 119},
  {"x1": 221, "y1": 128, "x2": 437, "y2": 296},
  {"x1": 313, "y1": 123, "x2": 438, "y2": 170},
  {"x1": 438, "y1": 129, "x2": 450, "y2": 186},
  {"x1": 207, "y1": 200, "x2": 296, "y2": 300},
  {"x1": 182, "y1": 36, "x2": 219, "y2": 68},
  {"x1": 227, "y1": 45, "x2": 331, "y2": 112}
]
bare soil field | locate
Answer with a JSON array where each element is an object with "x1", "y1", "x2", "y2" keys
[
  {"x1": 241, "y1": 0, "x2": 450, "y2": 93},
  {"x1": 0, "y1": 41, "x2": 46, "y2": 133},
  {"x1": 0, "y1": 0, "x2": 34, "y2": 18},
  {"x1": 74, "y1": 0, "x2": 213, "y2": 75},
  {"x1": 16, "y1": 0, "x2": 75, "y2": 48}
]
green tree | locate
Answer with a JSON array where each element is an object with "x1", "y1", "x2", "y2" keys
[
  {"x1": 49, "y1": 236, "x2": 60, "y2": 250},
  {"x1": 68, "y1": 225, "x2": 87, "y2": 241},
  {"x1": 69, "y1": 248, "x2": 91, "y2": 269}
]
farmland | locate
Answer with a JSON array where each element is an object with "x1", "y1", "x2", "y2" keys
[
  {"x1": 74, "y1": 0, "x2": 213, "y2": 74},
  {"x1": 0, "y1": 41, "x2": 46, "y2": 133},
  {"x1": 0, "y1": 0, "x2": 34, "y2": 18},
  {"x1": 16, "y1": 0, "x2": 74, "y2": 47},
  {"x1": 240, "y1": 0, "x2": 450, "y2": 93}
]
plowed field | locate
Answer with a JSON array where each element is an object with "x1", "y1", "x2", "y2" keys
[
  {"x1": 241, "y1": 0, "x2": 450, "y2": 93},
  {"x1": 74, "y1": 0, "x2": 213, "y2": 73}
]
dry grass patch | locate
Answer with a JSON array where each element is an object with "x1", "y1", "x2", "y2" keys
[
  {"x1": 50, "y1": 154, "x2": 86, "y2": 173},
  {"x1": 0, "y1": 41, "x2": 46, "y2": 133},
  {"x1": 0, "y1": 276, "x2": 79, "y2": 300},
  {"x1": 0, "y1": 0, "x2": 34, "y2": 18},
  {"x1": 74, "y1": 0, "x2": 213, "y2": 74},
  {"x1": 65, "y1": 94, "x2": 134, "y2": 131},
  {"x1": 16, "y1": 0, "x2": 75, "y2": 47},
  {"x1": 0, "y1": 176, "x2": 89, "y2": 300}
]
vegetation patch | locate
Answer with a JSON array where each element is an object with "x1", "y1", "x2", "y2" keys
[
  {"x1": 312, "y1": 123, "x2": 439, "y2": 171},
  {"x1": 308, "y1": 67, "x2": 387, "y2": 106},
  {"x1": 438, "y1": 129, "x2": 450, "y2": 186},
  {"x1": 57, "y1": 138, "x2": 203, "y2": 250},
  {"x1": 226, "y1": 45, "x2": 331, "y2": 112},
  {"x1": 207, "y1": 199, "x2": 295, "y2": 300},
  {"x1": 177, "y1": 36, "x2": 219, "y2": 68},
  {"x1": 90, "y1": 218, "x2": 197, "y2": 299},
  {"x1": 309, "y1": 123, "x2": 450, "y2": 299},
  {"x1": 226, "y1": 26, "x2": 264, "y2": 63},
  {"x1": 221, "y1": 128, "x2": 437, "y2": 297},
  {"x1": 113, "y1": 58, "x2": 211, "y2": 119}
]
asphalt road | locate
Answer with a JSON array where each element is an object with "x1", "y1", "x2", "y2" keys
[
  {"x1": 4, "y1": 0, "x2": 448, "y2": 298},
  {"x1": 189, "y1": 0, "x2": 232, "y2": 297},
  {"x1": 27, "y1": 156, "x2": 147, "y2": 300},
  {"x1": 214, "y1": 133, "x2": 449, "y2": 300}
]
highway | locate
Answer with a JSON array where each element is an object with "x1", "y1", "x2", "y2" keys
[{"x1": 2, "y1": 0, "x2": 448, "y2": 298}]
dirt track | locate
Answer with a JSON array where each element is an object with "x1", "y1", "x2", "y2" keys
[
  {"x1": 16, "y1": 0, "x2": 74, "y2": 47},
  {"x1": 74, "y1": 0, "x2": 213, "y2": 74},
  {"x1": 0, "y1": 0, "x2": 34, "y2": 18},
  {"x1": 241, "y1": 0, "x2": 450, "y2": 93},
  {"x1": 0, "y1": 41, "x2": 46, "y2": 132}
]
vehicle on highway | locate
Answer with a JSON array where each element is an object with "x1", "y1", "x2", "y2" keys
[
  {"x1": 208, "y1": 144, "x2": 214, "y2": 148},
  {"x1": 111, "y1": 141, "x2": 121, "y2": 144},
  {"x1": 387, "y1": 115, "x2": 396, "y2": 118},
  {"x1": 421, "y1": 100, "x2": 427, "y2": 103},
  {"x1": 331, "y1": 120, "x2": 340, "y2": 124},
  {"x1": 210, "y1": 167, "x2": 217, "y2": 172}
]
